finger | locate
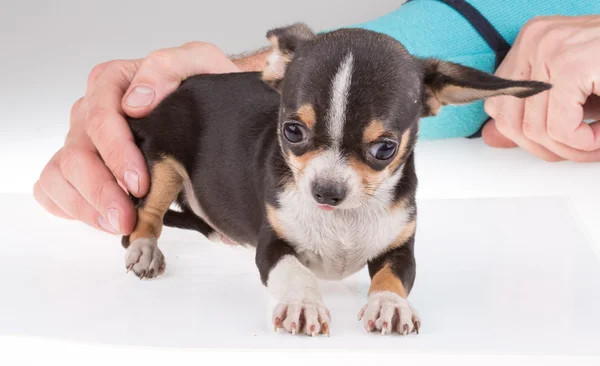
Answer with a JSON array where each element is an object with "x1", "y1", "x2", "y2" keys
[
  {"x1": 86, "y1": 61, "x2": 113, "y2": 92},
  {"x1": 501, "y1": 45, "x2": 598, "y2": 161},
  {"x1": 122, "y1": 42, "x2": 240, "y2": 118},
  {"x1": 546, "y1": 51, "x2": 600, "y2": 151},
  {"x1": 519, "y1": 61, "x2": 581, "y2": 160},
  {"x1": 485, "y1": 56, "x2": 562, "y2": 162},
  {"x1": 522, "y1": 62, "x2": 550, "y2": 145},
  {"x1": 483, "y1": 48, "x2": 528, "y2": 146},
  {"x1": 59, "y1": 146, "x2": 137, "y2": 235},
  {"x1": 33, "y1": 180, "x2": 73, "y2": 220},
  {"x1": 482, "y1": 45, "x2": 520, "y2": 149},
  {"x1": 486, "y1": 117, "x2": 597, "y2": 161},
  {"x1": 490, "y1": 95, "x2": 562, "y2": 162},
  {"x1": 83, "y1": 61, "x2": 150, "y2": 198},
  {"x1": 523, "y1": 76, "x2": 600, "y2": 161},
  {"x1": 482, "y1": 119, "x2": 518, "y2": 148},
  {"x1": 484, "y1": 93, "x2": 523, "y2": 142},
  {"x1": 546, "y1": 80, "x2": 595, "y2": 151},
  {"x1": 38, "y1": 154, "x2": 115, "y2": 233}
]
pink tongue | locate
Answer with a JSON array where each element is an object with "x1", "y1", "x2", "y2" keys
[{"x1": 318, "y1": 205, "x2": 335, "y2": 211}]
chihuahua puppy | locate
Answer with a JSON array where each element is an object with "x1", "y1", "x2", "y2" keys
[{"x1": 121, "y1": 24, "x2": 549, "y2": 337}]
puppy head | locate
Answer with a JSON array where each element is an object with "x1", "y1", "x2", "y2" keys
[{"x1": 264, "y1": 24, "x2": 550, "y2": 211}]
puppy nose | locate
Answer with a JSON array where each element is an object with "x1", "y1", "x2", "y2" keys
[{"x1": 311, "y1": 182, "x2": 347, "y2": 206}]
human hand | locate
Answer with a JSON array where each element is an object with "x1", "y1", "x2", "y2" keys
[
  {"x1": 483, "y1": 16, "x2": 600, "y2": 162},
  {"x1": 34, "y1": 42, "x2": 241, "y2": 234}
]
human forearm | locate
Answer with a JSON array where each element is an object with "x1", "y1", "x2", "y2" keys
[{"x1": 230, "y1": 47, "x2": 271, "y2": 72}]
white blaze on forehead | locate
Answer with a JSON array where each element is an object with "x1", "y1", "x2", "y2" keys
[
  {"x1": 307, "y1": 149, "x2": 345, "y2": 180},
  {"x1": 327, "y1": 53, "x2": 354, "y2": 146}
]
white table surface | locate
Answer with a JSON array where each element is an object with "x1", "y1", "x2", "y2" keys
[
  {"x1": 1, "y1": 193, "x2": 600, "y2": 363},
  {"x1": 2, "y1": 1, "x2": 600, "y2": 364}
]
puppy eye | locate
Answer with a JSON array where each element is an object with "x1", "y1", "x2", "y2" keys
[
  {"x1": 282, "y1": 122, "x2": 306, "y2": 143},
  {"x1": 369, "y1": 140, "x2": 398, "y2": 160}
]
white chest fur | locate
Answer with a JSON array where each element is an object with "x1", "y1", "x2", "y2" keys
[{"x1": 276, "y1": 189, "x2": 410, "y2": 280}]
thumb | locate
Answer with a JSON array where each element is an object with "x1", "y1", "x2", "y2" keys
[
  {"x1": 482, "y1": 119, "x2": 518, "y2": 148},
  {"x1": 122, "y1": 42, "x2": 240, "y2": 118}
]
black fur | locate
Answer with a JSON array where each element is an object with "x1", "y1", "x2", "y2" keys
[
  {"x1": 255, "y1": 225, "x2": 297, "y2": 285},
  {"x1": 127, "y1": 72, "x2": 281, "y2": 245},
  {"x1": 163, "y1": 210, "x2": 214, "y2": 235}
]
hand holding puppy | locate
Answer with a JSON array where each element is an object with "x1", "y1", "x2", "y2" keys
[
  {"x1": 483, "y1": 16, "x2": 600, "y2": 162},
  {"x1": 33, "y1": 42, "x2": 242, "y2": 234}
]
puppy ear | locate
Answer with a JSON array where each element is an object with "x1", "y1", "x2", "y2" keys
[
  {"x1": 419, "y1": 59, "x2": 551, "y2": 117},
  {"x1": 262, "y1": 23, "x2": 316, "y2": 91}
]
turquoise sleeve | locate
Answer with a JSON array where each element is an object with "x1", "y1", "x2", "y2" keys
[{"x1": 336, "y1": 0, "x2": 600, "y2": 140}]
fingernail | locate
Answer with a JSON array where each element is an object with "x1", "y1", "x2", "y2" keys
[
  {"x1": 98, "y1": 215, "x2": 117, "y2": 234},
  {"x1": 124, "y1": 170, "x2": 139, "y2": 195},
  {"x1": 107, "y1": 208, "x2": 121, "y2": 234},
  {"x1": 125, "y1": 86, "x2": 155, "y2": 107}
]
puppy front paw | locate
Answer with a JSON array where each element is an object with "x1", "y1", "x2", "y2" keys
[
  {"x1": 272, "y1": 298, "x2": 331, "y2": 337},
  {"x1": 124, "y1": 238, "x2": 165, "y2": 279},
  {"x1": 358, "y1": 291, "x2": 420, "y2": 335}
]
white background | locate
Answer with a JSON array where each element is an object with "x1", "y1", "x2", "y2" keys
[{"x1": 2, "y1": 1, "x2": 600, "y2": 365}]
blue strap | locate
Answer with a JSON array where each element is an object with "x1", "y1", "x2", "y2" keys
[
  {"x1": 406, "y1": 0, "x2": 510, "y2": 137},
  {"x1": 407, "y1": 0, "x2": 510, "y2": 68}
]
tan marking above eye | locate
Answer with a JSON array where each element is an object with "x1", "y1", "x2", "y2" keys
[
  {"x1": 297, "y1": 104, "x2": 317, "y2": 129},
  {"x1": 363, "y1": 119, "x2": 386, "y2": 144},
  {"x1": 368, "y1": 264, "x2": 407, "y2": 298}
]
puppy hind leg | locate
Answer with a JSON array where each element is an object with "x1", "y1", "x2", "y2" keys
[{"x1": 123, "y1": 157, "x2": 184, "y2": 279}]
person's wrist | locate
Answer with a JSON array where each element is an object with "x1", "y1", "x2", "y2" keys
[{"x1": 231, "y1": 48, "x2": 271, "y2": 72}]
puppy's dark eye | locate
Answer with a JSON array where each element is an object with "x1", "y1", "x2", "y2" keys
[
  {"x1": 369, "y1": 140, "x2": 398, "y2": 160},
  {"x1": 283, "y1": 122, "x2": 306, "y2": 143}
]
